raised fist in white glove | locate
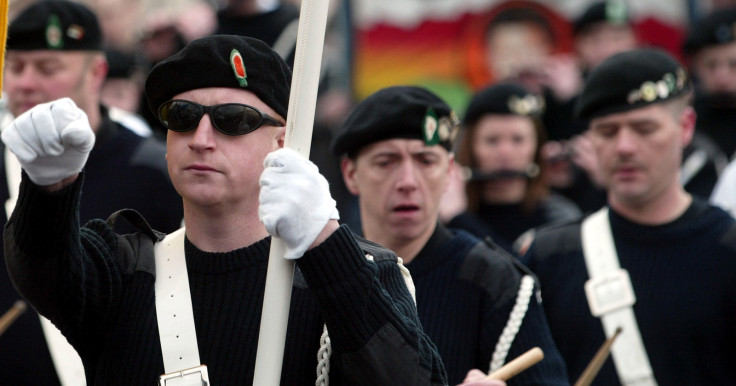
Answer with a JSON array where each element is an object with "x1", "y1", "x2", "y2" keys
[
  {"x1": 259, "y1": 148, "x2": 340, "y2": 259},
  {"x1": 1, "y1": 98, "x2": 95, "y2": 186}
]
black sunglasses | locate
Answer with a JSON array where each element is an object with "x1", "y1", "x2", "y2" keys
[{"x1": 158, "y1": 100, "x2": 284, "y2": 136}]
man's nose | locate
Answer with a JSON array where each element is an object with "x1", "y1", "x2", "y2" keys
[
  {"x1": 396, "y1": 160, "x2": 419, "y2": 192},
  {"x1": 188, "y1": 114, "x2": 216, "y2": 150}
]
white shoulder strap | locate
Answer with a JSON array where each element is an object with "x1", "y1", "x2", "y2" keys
[
  {"x1": 581, "y1": 207, "x2": 657, "y2": 386},
  {"x1": 4, "y1": 146, "x2": 20, "y2": 217},
  {"x1": 154, "y1": 227, "x2": 209, "y2": 385},
  {"x1": 4, "y1": 147, "x2": 87, "y2": 386},
  {"x1": 272, "y1": 19, "x2": 300, "y2": 60},
  {"x1": 680, "y1": 148, "x2": 708, "y2": 187}
]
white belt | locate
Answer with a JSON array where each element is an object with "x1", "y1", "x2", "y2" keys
[
  {"x1": 581, "y1": 207, "x2": 657, "y2": 386},
  {"x1": 154, "y1": 227, "x2": 209, "y2": 385}
]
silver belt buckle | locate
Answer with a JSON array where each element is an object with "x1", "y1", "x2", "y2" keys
[{"x1": 159, "y1": 365, "x2": 210, "y2": 386}]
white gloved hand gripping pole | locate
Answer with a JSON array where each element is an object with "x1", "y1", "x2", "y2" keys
[{"x1": 253, "y1": 0, "x2": 331, "y2": 384}]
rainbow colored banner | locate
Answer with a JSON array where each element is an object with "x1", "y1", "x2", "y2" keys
[{"x1": 350, "y1": 0, "x2": 573, "y2": 113}]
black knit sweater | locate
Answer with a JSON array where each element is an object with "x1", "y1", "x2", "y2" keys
[
  {"x1": 407, "y1": 225, "x2": 569, "y2": 385},
  {"x1": 523, "y1": 199, "x2": 736, "y2": 385},
  {"x1": 4, "y1": 174, "x2": 447, "y2": 385},
  {"x1": 448, "y1": 194, "x2": 581, "y2": 253}
]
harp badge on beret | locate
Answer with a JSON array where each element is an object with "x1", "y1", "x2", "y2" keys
[{"x1": 46, "y1": 14, "x2": 63, "y2": 49}]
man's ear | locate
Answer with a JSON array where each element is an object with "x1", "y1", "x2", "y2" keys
[
  {"x1": 275, "y1": 125, "x2": 286, "y2": 148},
  {"x1": 340, "y1": 157, "x2": 360, "y2": 195},
  {"x1": 89, "y1": 54, "x2": 109, "y2": 90},
  {"x1": 444, "y1": 152, "x2": 455, "y2": 193},
  {"x1": 680, "y1": 106, "x2": 696, "y2": 148}
]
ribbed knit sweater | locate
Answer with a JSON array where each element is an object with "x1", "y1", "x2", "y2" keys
[
  {"x1": 4, "y1": 174, "x2": 447, "y2": 385},
  {"x1": 522, "y1": 199, "x2": 736, "y2": 385},
  {"x1": 406, "y1": 224, "x2": 569, "y2": 385}
]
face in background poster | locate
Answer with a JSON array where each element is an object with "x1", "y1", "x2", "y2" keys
[
  {"x1": 350, "y1": 0, "x2": 573, "y2": 115},
  {"x1": 349, "y1": 0, "x2": 685, "y2": 117}
]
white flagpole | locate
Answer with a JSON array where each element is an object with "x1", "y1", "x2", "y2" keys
[{"x1": 253, "y1": 0, "x2": 331, "y2": 384}]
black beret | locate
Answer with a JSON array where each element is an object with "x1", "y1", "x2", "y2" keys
[
  {"x1": 573, "y1": 0, "x2": 630, "y2": 36},
  {"x1": 331, "y1": 86, "x2": 459, "y2": 157},
  {"x1": 7, "y1": 0, "x2": 102, "y2": 51},
  {"x1": 463, "y1": 82, "x2": 545, "y2": 126},
  {"x1": 145, "y1": 35, "x2": 292, "y2": 119},
  {"x1": 682, "y1": 6, "x2": 736, "y2": 55},
  {"x1": 575, "y1": 48, "x2": 691, "y2": 120}
]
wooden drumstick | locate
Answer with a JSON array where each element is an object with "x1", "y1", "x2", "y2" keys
[
  {"x1": 574, "y1": 327, "x2": 623, "y2": 386},
  {"x1": 0, "y1": 300, "x2": 27, "y2": 337},
  {"x1": 485, "y1": 347, "x2": 545, "y2": 380}
]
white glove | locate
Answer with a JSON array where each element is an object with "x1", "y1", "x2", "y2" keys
[
  {"x1": 259, "y1": 148, "x2": 340, "y2": 259},
  {"x1": 1, "y1": 98, "x2": 95, "y2": 186}
]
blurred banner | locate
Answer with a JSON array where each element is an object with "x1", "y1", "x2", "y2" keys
[
  {"x1": 350, "y1": 0, "x2": 574, "y2": 113},
  {"x1": 348, "y1": 0, "x2": 685, "y2": 114}
]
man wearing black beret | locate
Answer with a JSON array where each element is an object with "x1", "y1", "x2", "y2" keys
[
  {"x1": 572, "y1": 0, "x2": 638, "y2": 73},
  {"x1": 682, "y1": 5, "x2": 736, "y2": 106},
  {"x1": 2, "y1": 33, "x2": 449, "y2": 385},
  {"x1": 681, "y1": 6, "x2": 736, "y2": 167},
  {"x1": 2, "y1": 0, "x2": 184, "y2": 228},
  {"x1": 332, "y1": 85, "x2": 568, "y2": 385},
  {"x1": 522, "y1": 48, "x2": 736, "y2": 385},
  {"x1": 0, "y1": 1, "x2": 183, "y2": 385}
]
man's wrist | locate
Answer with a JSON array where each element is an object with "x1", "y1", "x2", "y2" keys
[
  {"x1": 41, "y1": 173, "x2": 80, "y2": 193},
  {"x1": 308, "y1": 219, "x2": 340, "y2": 251}
]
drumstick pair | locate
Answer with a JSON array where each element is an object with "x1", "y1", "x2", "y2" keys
[{"x1": 483, "y1": 327, "x2": 621, "y2": 383}]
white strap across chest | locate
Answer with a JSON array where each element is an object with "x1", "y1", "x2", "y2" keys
[
  {"x1": 581, "y1": 208, "x2": 657, "y2": 386},
  {"x1": 5, "y1": 147, "x2": 87, "y2": 386},
  {"x1": 154, "y1": 228, "x2": 208, "y2": 385},
  {"x1": 4, "y1": 146, "x2": 20, "y2": 218}
]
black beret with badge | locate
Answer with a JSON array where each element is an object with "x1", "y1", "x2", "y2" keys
[
  {"x1": 572, "y1": 0, "x2": 630, "y2": 36},
  {"x1": 7, "y1": 0, "x2": 102, "y2": 51},
  {"x1": 463, "y1": 82, "x2": 545, "y2": 126},
  {"x1": 575, "y1": 48, "x2": 691, "y2": 120},
  {"x1": 145, "y1": 35, "x2": 292, "y2": 119},
  {"x1": 682, "y1": 6, "x2": 736, "y2": 56},
  {"x1": 330, "y1": 86, "x2": 459, "y2": 157}
]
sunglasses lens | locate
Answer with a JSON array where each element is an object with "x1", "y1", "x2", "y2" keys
[
  {"x1": 212, "y1": 104, "x2": 263, "y2": 135},
  {"x1": 160, "y1": 101, "x2": 201, "y2": 132}
]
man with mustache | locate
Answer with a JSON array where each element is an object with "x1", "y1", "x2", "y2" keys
[
  {"x1": 522, "y1": 48, "x2": 736, "y2": 384},
  {"x1": 332, "y1": 86, "x2": 568, "y2": 385}
]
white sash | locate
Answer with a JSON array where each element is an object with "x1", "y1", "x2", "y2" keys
[
  {"x1": 154, "y1": 228, "x2": 209, "y2": 386},
  {"x1": 581, "y1": 208, "x2": 657, "y2": 386},
  {"x1": 4, "y1": 147, "x2": 87, "y2": 386}
]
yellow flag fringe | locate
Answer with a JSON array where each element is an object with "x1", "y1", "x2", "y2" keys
[{"x1": 0, "y1": 0, "x2": 9, "y2": 95}]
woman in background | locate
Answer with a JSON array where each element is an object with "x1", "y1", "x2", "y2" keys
[{"x1": 440, "y1": 82, "x2": 581, "y2": 254}]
